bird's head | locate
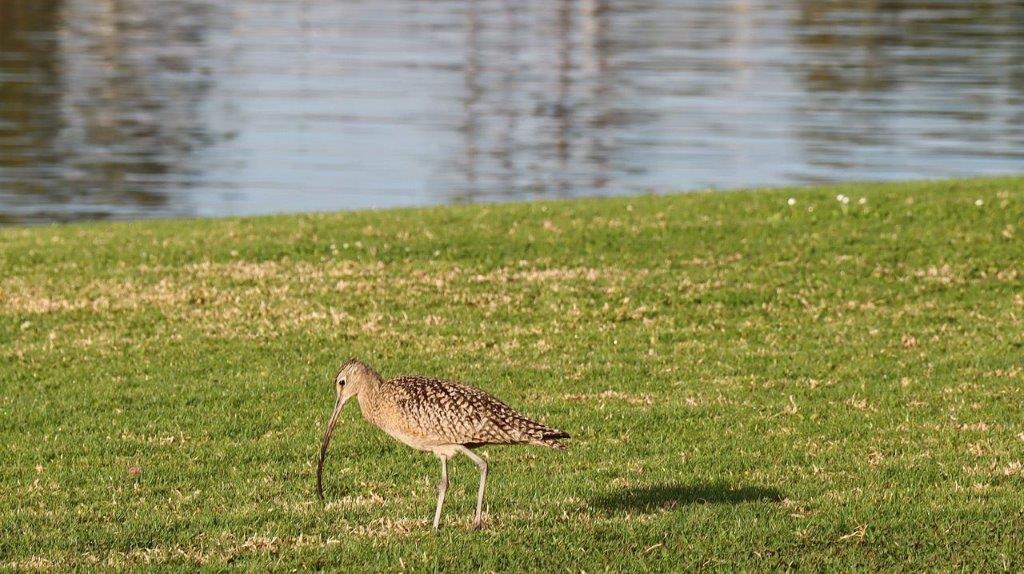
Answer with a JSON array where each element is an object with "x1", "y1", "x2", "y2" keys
[{"x1": 316, "y1": 358, "x2": 381, "y2": 500}]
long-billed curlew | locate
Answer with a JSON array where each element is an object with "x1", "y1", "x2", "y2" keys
[{"x1": 316, "y1": 358, "x2": 569, "y2": 530}]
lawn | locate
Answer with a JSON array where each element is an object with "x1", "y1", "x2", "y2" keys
[{"x1": 2, "y1": 177, "x2": 1023, "y2": 571}]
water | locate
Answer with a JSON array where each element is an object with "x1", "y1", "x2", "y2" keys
[{"x1": 1, "y1": 0, "x2": 1022, "y2": 224}]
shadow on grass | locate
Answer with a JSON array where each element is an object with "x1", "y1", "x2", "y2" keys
[{"x1": 592, "y1": 482, "x2": 784, "y2": 513}]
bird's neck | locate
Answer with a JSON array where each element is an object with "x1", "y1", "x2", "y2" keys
[{"x1": 354, "y1": 376, "x2": 383, "y2": 422}]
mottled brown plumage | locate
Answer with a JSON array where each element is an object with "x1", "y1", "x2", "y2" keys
[
  {"x1": 316, "y1": 358, "x2": 569, "y2": 530},
  {"x1": 377, "y1": 375, "x2": 569, "y2": 449}
]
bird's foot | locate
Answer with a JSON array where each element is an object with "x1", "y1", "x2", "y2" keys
[{"x1": 472, "y1": 518, "x2": 486, "y2": 531}]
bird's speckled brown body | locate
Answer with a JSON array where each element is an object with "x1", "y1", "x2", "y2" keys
[
  {"x1": 362, "y1": 375, "x2": 568, "y2": 456},
  {"x1": 316, "y1": 359, "x2": 568, "y2": 529}
]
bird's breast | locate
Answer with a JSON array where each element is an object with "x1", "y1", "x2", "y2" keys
[{"x1": 377, "y1": 422, "x2": 439, "y2": 452}]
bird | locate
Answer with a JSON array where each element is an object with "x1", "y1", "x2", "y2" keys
[{"x1": 316, "y1": 358, "x2": 569, "y2": 530}]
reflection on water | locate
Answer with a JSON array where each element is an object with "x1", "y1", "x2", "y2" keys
[
  {"x1": 0, "y1": 0, "x2": 223, "y2": 222},
  {"x1": 1, "y1": 0, "x2": 1022, "y2": 224}
]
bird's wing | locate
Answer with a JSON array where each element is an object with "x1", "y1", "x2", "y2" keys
[{"x1": 390, "y1": 376, "x2": 566, "y2": 446}]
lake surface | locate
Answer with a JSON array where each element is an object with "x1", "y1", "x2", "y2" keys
[{"x1": 1, "y1": 0, "x2": 1022, "y2": 224}]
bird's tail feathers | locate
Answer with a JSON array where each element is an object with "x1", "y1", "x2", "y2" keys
[{"x1": 535, "y1": 429, "x2": 570, "y2": 450}]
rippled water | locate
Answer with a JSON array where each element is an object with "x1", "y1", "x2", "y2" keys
[{"x1": 1, "y1": 0, "x2": 1022, "y2": 224}]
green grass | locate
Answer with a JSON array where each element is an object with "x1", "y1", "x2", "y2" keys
[{"x1": 2, "y1": 177, "x2": 1023, "y2": 571}]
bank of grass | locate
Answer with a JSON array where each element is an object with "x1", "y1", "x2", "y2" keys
[{"x1": 1, "y1": 177, "x2": 1023, "y2": 570}]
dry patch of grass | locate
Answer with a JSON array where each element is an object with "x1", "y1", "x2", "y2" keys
[
  {"x1": 2, "y1": 261, "x2": 643, "y2": 349},
  {"x1": 561, "y1": 390, "x2": 655, "y2": 407}
]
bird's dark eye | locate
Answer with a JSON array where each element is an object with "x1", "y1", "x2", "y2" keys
[{"x1": 338, "y1": 377, "x2": 346, "y2": 386}]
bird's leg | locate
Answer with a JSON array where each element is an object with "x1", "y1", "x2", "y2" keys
[
  {"x1": 457, "y1": 446, "x2": 488, "y2": 530},
  {"x1": 432, "y1": 455, "x2": 449, "y2": 530}
]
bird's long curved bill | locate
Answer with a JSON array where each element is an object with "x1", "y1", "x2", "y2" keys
[{"x1": 316, "y1": 396, "x2": 346, "y2": 501}]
